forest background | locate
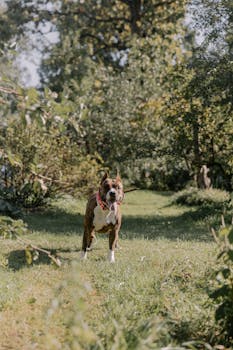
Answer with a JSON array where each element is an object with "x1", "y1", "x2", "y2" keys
[
  {"x1": 0, "y1": 2, "x2": 233, "y2": 348},
  {"x1": 0, "y1": 0, "x2": 232, "y2": 208}
]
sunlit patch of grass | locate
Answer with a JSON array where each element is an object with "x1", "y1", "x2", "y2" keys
[
  {"x1": 0, "y1": 191, "x2": 223, "y2": 349},
  {"x1": 77, "y1": 238, "x2": 216, "y2": 347}
]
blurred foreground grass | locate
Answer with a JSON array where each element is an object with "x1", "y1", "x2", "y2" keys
[{"x1": 0, "y1": 191, "x2": 226, "y2": 349}]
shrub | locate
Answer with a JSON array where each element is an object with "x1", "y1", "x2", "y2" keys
[
  {"x1": 0, "y1": 114, "x2": 104, "y2": 208},
  {"x1": 0, "y1": 216, "x2": 28, "y2": 239},
  {"x1": 0, "y1": 198, "x2": 21, "y2": 217},
  {"x1": 172, "y1": 187, "x2": 231, "y2": 209}
]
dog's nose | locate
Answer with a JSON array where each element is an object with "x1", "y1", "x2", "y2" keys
[{"x1": 109, "y1": 189, "x2": 116, "y2": 197}]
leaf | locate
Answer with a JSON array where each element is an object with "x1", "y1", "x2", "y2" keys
[
  {"x1": 6, "y1": 152, "x2": 23, "y2": 168},
  {"x1": 21, "y1": 183, "x2": 33, "y2": 195},
  {"x1": 25, "y1": 247, "x2": 33, "y2": 265},
  {"x1": 25, "y1": 88, "x2": 39, "y2": 107},
  {"x1": 0, "y1": 213, "x2": 13, "y2": 224},
  {"x1": 219, "y1": 227, "x2": 230, "y2": 237},
  {"x1": 33, "y1": 180, "x2": 43, "y2": 193}
]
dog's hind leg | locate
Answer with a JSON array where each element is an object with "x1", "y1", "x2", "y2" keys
[{"x1": 115, "y1": 239, "x2": 121, "y2": 250}]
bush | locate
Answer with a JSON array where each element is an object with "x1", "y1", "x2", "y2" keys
[
  {"x1": 0, "y1": 113, "x2": 104, "y2": 208},
  {"x1": 172, "y1": 187, "x2": 231, "y2": 209},
  {"x1": 0, "y1": 216, "x2": 28, "y2": 239},
  {"x1": 0, "y1": 198, "x2": 21, "y2": 217},
  {"x1": 122, "y1": 157, "x2": 190, "y2": 191}
]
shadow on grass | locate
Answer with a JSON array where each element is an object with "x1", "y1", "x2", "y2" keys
[
  {"x1": 23, "y1": 208, "x2": 84, "y2": 235},
  {"x1": 7, "y1": 249, "x2": 55, "y2": 270},
  {"x1": 10, "y1": 205, "x2": 216, "y2": 270},
  {"x1": 122, "y1": 207, "x2": 215, "y2": 241},
  {"x1": 7, "y1": 246, "x2": 83, "y2": 270},
  {"x1": 23, "y1": 205, "x2": 216, "y2": 242}
]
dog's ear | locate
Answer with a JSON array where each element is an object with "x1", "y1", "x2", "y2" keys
[
  {"x1": 101, "y1": 172, "x2": 109, "y2": 184},
  {"x1": 116, "y1": 170, "x2": 121, "y2": 183}
]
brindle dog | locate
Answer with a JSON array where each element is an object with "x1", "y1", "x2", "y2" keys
[{"x1": 81, "y1": 173, "x2": 124, "y2": 262}]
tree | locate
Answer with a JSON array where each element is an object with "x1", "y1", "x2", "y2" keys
[
  {"x1": 38, "y1": 0, "x2": 186, "y2": 91},
  {"x1": 145, "y1": 0, "x2": 233, "y2": 189},
  {"x1": 0, "y1": 84, "x2": 104, "y2": 208},
  {"x1": 0, "y1": 0, "x2": 186, "y2": 89},
  {"x1": 2, "y1": 0, "x2": 231, "y2": 191}
]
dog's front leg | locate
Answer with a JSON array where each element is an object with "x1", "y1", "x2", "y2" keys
[
  {"x1": 81, "y1": 225, "x2": 95, "y2": 260},
  {"x1": 108, "y1": 228, "x2": 119, "y2": 263}
]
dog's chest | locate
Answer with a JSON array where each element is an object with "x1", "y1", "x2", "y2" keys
[{"x1": 93, "y1": 205, "x2": 117, "y2": 232}]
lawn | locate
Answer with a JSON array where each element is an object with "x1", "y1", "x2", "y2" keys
[{"x1": 0, "y1": 191, "x2": 222, "y2": 349}]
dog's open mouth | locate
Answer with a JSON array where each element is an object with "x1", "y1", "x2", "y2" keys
[{"x1": 107, "y1": 200, "x2": 117, "y2": 211}]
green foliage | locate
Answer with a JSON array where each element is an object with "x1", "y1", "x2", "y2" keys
[
  {"x1": 209, "y1": 223, "x2": 233, "y2": 345},
  {"x1": 145, "y1": 55, "x2": 233, "y2": 190},
  {"x1": 1, "y1": 0, "x2": 189, "y2": 190},
  {"x1": 0, "y1": 216, "x2": 28, "y2": 239},
  {"x1": 172, "y1": 188, "x2": 231, "y2": 208},
  {"x1": 0, "y1": 85, "x2": 104, "y2": 208},
  {"x1": 0, "y1": 0, "x2": 232, "y2": 192},
  {"x1": 0, "y1": 198, "x2": 21, "y2": 217},
  {"x1": 39, "y1": 0, "x2": 186, "y2": 89}
]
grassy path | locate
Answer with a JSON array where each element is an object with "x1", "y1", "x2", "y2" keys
[{"x1": 0, "y1": 191, "x2": 218, "y2": 349}]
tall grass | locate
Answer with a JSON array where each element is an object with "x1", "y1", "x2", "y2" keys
[{"x1": 0, "y1": 190, "x2": 230, "y2": 349}]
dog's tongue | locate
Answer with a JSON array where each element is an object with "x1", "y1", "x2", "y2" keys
[{"x1": 110, "y1": 202, "x2": 117, "y2": 212}]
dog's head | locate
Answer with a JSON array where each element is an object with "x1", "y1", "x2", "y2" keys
[{"x1": 99, "y1": 172, "x2": 124, "y2": 205}]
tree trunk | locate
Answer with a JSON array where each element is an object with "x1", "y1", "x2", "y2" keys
[{"x1": 192, "y1": 114, "x2": 202, "y2": 187}]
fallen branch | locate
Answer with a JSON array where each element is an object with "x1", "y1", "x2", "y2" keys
[
  {"x1": 210, "y1": 227, "x2": 219, "y2": 244},
  {"x1": 221, "y1": 214, "x2": 226, "y2": 228},
  {"x1": 16, "y1": 235, "x2": 62, "y2": 267}
]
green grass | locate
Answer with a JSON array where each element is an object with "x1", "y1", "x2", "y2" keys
[{"x1": 0, "y1": 190, "x2": 225, "y2": 349}]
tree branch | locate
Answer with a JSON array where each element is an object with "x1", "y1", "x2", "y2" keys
[
  {"x1": 154, "y1": 0, "x2": 178, "y2": 8},
  {"x1": 16, "y1": 235, "x2": 62, "y2": 267},
  {"x1": 42, "y1": 9, "x2": 130, "y2": 24},
  {"x1": 0, "y1": 86, "x2": 22, "y2": 96}
]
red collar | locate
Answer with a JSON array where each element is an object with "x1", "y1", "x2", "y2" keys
[
  {"x1": 96, "y1": 191, "x2": 109, "y2": 210},
  {"x1": 96, "y1": 191, "x2": 123, "y2": 210}
]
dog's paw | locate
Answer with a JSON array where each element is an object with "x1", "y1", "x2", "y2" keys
[
  {"x1": 108, "y1": 250, "x2": 115, "y2": 263},
  {"x1": 115, "y1": 242, "x2": 121, "y2": 250},
  {"x1": 80, "y1": 251, "x2": 88, "y2": 260}
]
